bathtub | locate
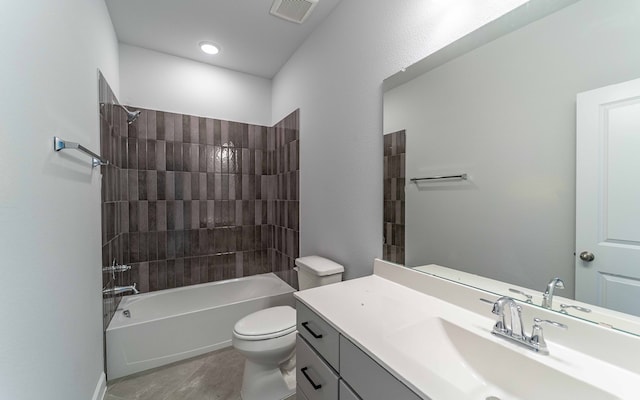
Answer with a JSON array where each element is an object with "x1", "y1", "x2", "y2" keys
[{"x1": 106, "y1": 273, "x2": 295, "y2": 380}]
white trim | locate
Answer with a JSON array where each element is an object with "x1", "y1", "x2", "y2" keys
[{"x1": 91, "y1": 372, "x2": 107, "y2": 400}]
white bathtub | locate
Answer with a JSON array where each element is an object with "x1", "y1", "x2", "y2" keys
[{"x1": 106, "y1": 273, "x2": 295, "y2": 380}]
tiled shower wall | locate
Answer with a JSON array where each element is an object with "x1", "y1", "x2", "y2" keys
[
  {"x1": 99, "y1": 74, "x2": 299, "y2": 327},
  {"x1": 269, "y1": 111, "x2": 300, "y2": 285},
  {"x1": 383, "y1": 130, "x2": 405, "y2": 264},
  {"x1": 100, "y1": 72, "x2": 129, "y2": 330}
]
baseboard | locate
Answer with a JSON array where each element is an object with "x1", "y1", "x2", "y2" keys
[{"x1": 91, "y1": 372, "x2": 107, "y2": 400}]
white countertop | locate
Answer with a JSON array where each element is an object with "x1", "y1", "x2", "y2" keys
[{"x1": 294, "y1": 262, "x2": 640, "y2": 399}]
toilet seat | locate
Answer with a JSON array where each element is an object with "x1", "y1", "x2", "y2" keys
[{"x1": 233, "y1": 306, "x2": 296, "y2": 341}]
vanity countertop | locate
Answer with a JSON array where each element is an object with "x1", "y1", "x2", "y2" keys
[{"x1": 294, "y1": 260, "x2": 640, "y2": 399}]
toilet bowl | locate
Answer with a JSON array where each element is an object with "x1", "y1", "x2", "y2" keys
[
  {"x1": 232, "y1": 306, "x2": 297, "y2": 400},
  {"x1": 232, "y1": 256, "x2": 344, "y2": 400}
]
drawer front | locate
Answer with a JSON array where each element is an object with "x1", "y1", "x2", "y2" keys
[
  {"x1": 339, "y1": 337, "x2": 423, "y2": 400},
  {"x1": 339, "y1": 380, "x2": 361, "y2": 400},
  {"x1": 297, "y1": 335, "x2": 339, "y2": 400},
  {"x1": 297, "y1": 387, "x2": 310, "y2": 400},
  {"x1": 297, "y1": 301, "x2": 340, "y2": 371}
]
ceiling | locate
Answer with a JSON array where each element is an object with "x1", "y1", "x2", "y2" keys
[{"x1": 105, "y1": 0, "x2": 343, "y2": 79}]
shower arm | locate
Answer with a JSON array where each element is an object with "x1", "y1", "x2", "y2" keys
[{"x1": 53, "y1": 136, "x2": 108, "y2": 167}]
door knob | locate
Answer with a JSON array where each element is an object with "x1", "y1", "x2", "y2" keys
[{"x1": 579, "y1": 251, "x2": 595, "y2": 262}]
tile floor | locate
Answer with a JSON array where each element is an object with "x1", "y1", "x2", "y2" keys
[{"x1": 105, "y1": 347, "x2": 296, "y2": 400}]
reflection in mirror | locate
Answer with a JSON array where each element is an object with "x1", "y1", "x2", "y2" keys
[{"x1": 383, "y1": 0, "x2": 640, "y2": 335}]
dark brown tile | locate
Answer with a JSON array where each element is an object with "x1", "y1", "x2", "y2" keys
[
  {"x1": 148, "y1": 201, "x2": 157, "y2": 231},
  {"x1": 191, "y1": 201, "x2": 200, "y2": 230},
  {"x1": 157, "y1": 260, "x2": 167, "y2": 290},
  {"x1": 207, "y1": 174, "x2": 215, "y2": 200},
  {"x1": 199, "y1": 145, "x2": 206, "y2": 173},
  {"x1": 199, "y1": 173, "x2": 207, "y2": 200},
  {"x1": 199, "y1": 230, "x2": 208, "y2": 256},
  {"x1": 167, "y1": 259, "x2": 176, "y2": 288},
  {"x1": 206, "y1": 118, "x2": 214, "y2": 145},
  {"x1": 147, "y1": 170, "x2": 157, "y2": 201},
  {"x1": 221, "y1": 175, "x2": 228, "y2": 199},
  {"x1": 129, "y1": 232, "x2": 140, "y2": 263},
  {"x1": 183, "y1": 143, "x2": 192, "y2": 172},
  {"x1": 139, "y1": 232, "x2": 149, "y2": 261},
  {"x1": 138, "y1": 262, "x2": 149, "y2": 292},
  {"x1": 166, "y1": 142, "x2": 175, "y2": 171},
  {"x1": 156, "y1": 111, "x2": 165, "y2": 140},
  {"x1": 127, "y1": 138, "x2": 138, "y2": 170},
  {"x1": 158, "y1": 231, "x2": 167, "y2": 260},
  {"x1": 177, "y1": 142, "x2": 186, "y2": 172},
  {"x1": 149, "y1": 261, "x2": 158, "y2": 291},
  {"x1": 138, "y1": 139, "x2": 147, "y2": 170},
  {"x1": 166, "y1": 172, "x2": 175, "y2": 201},
  {"x1": 184, "y1": 258, "x2": 192, "y2": 285},
  {"x1": 198, "y1": 117, "x2": 207, "y2": 144},
  {"x1": 165, "y1": 113, "x2": 175, "y2": 142},
  {"x1": 157, "y1": 171, "x2": 166, "y2": 200},
  {"x1": 214, "y1": 119, "x2": 222, "y2": 146},
  {"x1": 183, "y1": 171, "x2": 192, "y2": 201},
  {"x1": 200, "y1": 201, "x2": 207, "y2": 229},
  {"x1": 167, "y1": 230, "x2": 176, "y2": 259},
  {"x1": 190, "y1": 230, "x2": 199, "y2": 257},
  {"x1": 175, "y1": 172, "x2": 184, "y2": 200},
  {"x1": 138, "y1": 201, "x2": 149, "y2": 232},
  {"x1": 191, "y1": 173, "x2": 199, "y2": 201},
  {"x1": 221, "y1": 120, "x2": 229, "y2": 147},
  {"x1": 206, "y1": 146, "x2": 215, "y2": 173},
  {"x1": 175, "y1": 258, "x2": 184, "y2": 287},
  {"x1": 138, "y1": 171, "x2": 147, "y2": 201},
  {"x1": 207, "y1": 201, "x2": 215, "y2": 228},
  {"x1": 129, "y1": 202, "x2": 139, "y2": 233},
  {"x1": 175, "y1": 230, "x2": 185, "y2": 258},
  {"x1": 190, "y1": 115, "x2": 199, "y2": 144},
  {"x1": 148, "y1": 231, "x2": 158, "y2": 261}
]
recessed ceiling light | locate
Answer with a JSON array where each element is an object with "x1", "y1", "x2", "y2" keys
[{"x1": 199, "y1": 42, "x2": 220, "y2": 55}]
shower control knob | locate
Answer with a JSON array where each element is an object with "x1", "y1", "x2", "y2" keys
[{"x1": 579, "y1": 251, "x2": 595, "y2": 262}]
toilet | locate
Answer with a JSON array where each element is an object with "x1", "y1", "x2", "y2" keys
[{"x1": 232, "y1": 256, "x2": 344, "y2": 400}]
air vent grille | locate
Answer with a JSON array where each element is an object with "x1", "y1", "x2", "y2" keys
[{"x1": 270, "y1": 0, "x2": 319, "y2": 24}]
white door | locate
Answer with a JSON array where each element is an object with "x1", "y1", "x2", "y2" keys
[{"x1": 576, "y1": 77, "x2": 640, "y2": 317}]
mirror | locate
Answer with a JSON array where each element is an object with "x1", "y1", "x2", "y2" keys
[{"x1": 383, "y1": 0, "x2": 640, "y2": 335}]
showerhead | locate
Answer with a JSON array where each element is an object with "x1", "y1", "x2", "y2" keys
[
  {"x1": 115, "y1": 104, "x2": 141, "y2": 124},
  {"x1": 126, "y1": 109, "x2": 141, "y2": 124}
]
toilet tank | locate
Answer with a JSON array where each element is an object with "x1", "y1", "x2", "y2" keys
[{"x1": 296, "y1": 256, "x2": 344, "y2": 290}]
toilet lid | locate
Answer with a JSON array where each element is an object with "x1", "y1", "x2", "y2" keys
[{"x1": 233, "y1": 306, "x2": 296, "y2": 340}]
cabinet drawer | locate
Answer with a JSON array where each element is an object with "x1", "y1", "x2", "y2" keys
[
  {"x1": 297, "y1": 387, "x2": 310, "y2": 400},
  {"x1": 340, "y1": 337, "x2": 423, "y2": 400},
  {"x1": 297, "y1": 334, "x2": 339, "y2": 400},
  {"x1": 297, "y1": 301, "x2": 340, "y2": 371},
  {"x1": 339, "y1": 380, "x2": 361, "y2": 400}
]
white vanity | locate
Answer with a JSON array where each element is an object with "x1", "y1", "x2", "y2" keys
[{"x1": 294, "y1": 259, "x2": 640, "y2": 399}]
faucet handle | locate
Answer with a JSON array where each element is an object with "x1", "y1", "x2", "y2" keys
[
  {"x1": 560, "y1": 304, "x2": 592, "y2": 314},
  {"x1": 530, "y1": 317, "x2": 568, "y2": 354},
  {"x1": 508, "y1": 288, "x2": 533, "y2": 303}
]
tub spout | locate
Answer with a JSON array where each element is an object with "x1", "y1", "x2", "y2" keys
[{"x1": 103, "y1": 283, "x2": 139, "y2": 296}]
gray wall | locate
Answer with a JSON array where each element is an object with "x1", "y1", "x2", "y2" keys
[
  {"x1": 272, "y1": 0, "x2": 527, "y2": 279},
  {"x1": 0, "y1": 1, "x2": 119, "y2": 399},
  {"x1": 384, "y1": 0, "x2": 640, "y2": 296}
]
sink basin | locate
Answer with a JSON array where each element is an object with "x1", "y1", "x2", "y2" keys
[{"x1": 387, "y1": 317, "x2": 616, "y2": 399}]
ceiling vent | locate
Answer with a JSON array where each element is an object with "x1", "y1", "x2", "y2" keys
[{"x1": 270, "y1": 0, "x2": 319, "y2": 24}]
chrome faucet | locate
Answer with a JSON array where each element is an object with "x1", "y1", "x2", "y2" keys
[
  {"x1": 488, "y1": 296, "x2": 567, "y2": 355},
  {"x1": 103, "y1": 283, "x2": 139, "y2": 296},
  {"x1": 542, "y1": 277, "x2": 565, "y2": 309},
  {"x1": 491, "y1": 296, "x2": 524, "y2": 338}
]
